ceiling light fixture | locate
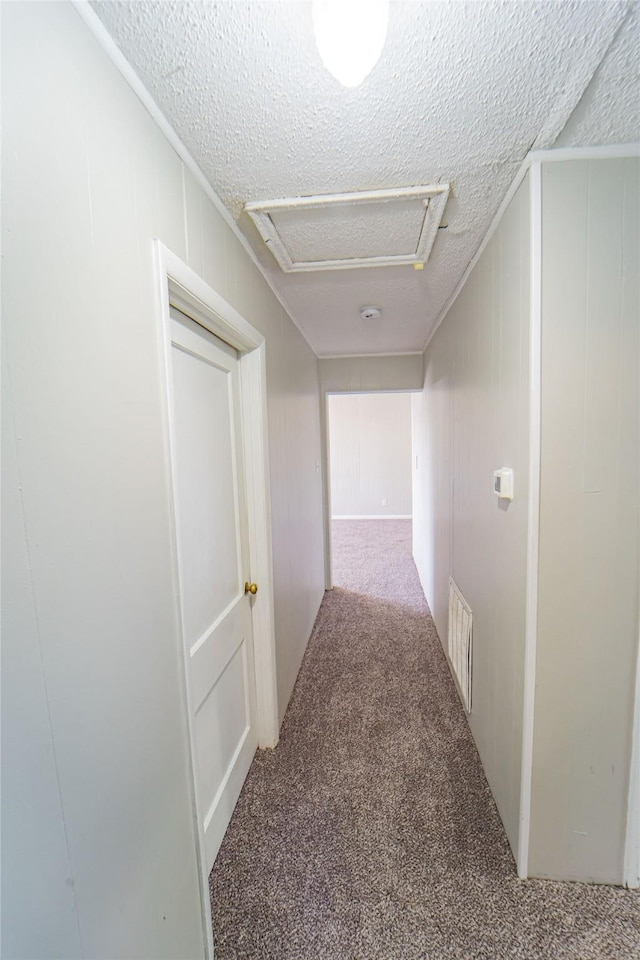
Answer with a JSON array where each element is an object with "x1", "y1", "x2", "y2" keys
[{"x1": 312, "y1": 0, "x2": 389, "y2": 88}]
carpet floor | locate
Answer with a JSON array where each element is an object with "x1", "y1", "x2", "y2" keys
[{"x1": 210, "y1": 519, "x2": 640, "y2": 959}]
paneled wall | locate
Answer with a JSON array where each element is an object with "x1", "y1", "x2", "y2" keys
[
  {"x1": 1, "y1": 3, "x2": 325, "y2": 957},
  {"x1": 328, "y1": 393, "x2": 412, "y2": 518},
  {"x1": 414, "y1": 154, "x2": 640, "y2": 885},
  {"x1": 529, "y1": 158, "x2": 640, "y2": 884},
  {"x1": 412, "y1": 174, "x2": 531, "y2": 859}
]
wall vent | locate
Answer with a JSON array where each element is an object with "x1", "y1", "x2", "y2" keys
[
  {"x1": 448, "y1": 578, "x2": 473, "y2": 713},
  {"x1": 245, "y1": 184, "x2": 449, "y2": 273}
]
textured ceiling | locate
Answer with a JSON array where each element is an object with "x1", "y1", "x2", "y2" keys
[
  {"x1": 91, "y1": 0, "x2": 639, "y2": 356},
  {"x1": 555, "y1": 2, "x2": 640, "y2": 148},
  {"x1": 271, "y1": 200, "x2": 428, "y2": 263}
]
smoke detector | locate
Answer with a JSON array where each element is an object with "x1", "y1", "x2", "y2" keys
[{"x1": 360, "y1": 305, "x2": 382, "y2": 321}]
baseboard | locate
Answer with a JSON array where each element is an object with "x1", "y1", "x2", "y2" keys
[{"x1": 332, "y1": 515, "x2": 412, "y2": 520}]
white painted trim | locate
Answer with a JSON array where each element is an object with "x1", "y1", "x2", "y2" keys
[
  {"x1": 239, "y1": 345, "x2": 279, "y2": 749},
  {"x1": 332, "y1": 515, "x2": 412, "y2": 520},
  {"x1": 423, "y1": 143, "x2": 640, "y2": 354},
  {"x1": 70, "y1": 0, "x2": 317, "y2": 356},
  {"x1": 154, "y1": 242, "x2": 279, "y2": 958},
  {"x1": 321, "y1": 392, "x2": 333, "y2": 590},
  {"x1": 258, "y1": 253, "x2": 432, "y2": 273},
  {"x1": 529, "y1": 144, "x2": 640, "y2": 163},
  {"x1": 247, "y1": 184, "x2": 449, "y2": 212},
  {"x1": 517, "y1": 161, "x2": 542, "y2": 880},
  {"x1": 624, "y1": 624, "x2": 640, "y2": 888},
  {"x1": 246, "y1": 185, "x2": 449, "y2": 273},
  {"x1": 318, "y1": 351, "x2": 424, "y2": 360},
  {"x1": 325, "y1": 389, "x2": 419, "y2": 397}
]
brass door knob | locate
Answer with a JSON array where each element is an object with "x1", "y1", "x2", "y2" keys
[{"x1": 244, "y1": 582, "x2": 258, "y2": 595}]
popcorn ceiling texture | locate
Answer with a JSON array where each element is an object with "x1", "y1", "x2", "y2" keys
[
  {"x1": 270, "y1": 199, "x2": 429, "y2": 263},
  {"x1": 209, "y1": 520, "x2": 640, "y2": 960},
  {"x1": 556, "y1": 3, "x2": 640, "y2": 148},
  {"x1": 91, "y1": 1, "x2": 639, "y2": 355}
]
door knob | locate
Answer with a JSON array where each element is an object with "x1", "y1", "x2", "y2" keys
[{"x1": 244, "y1": 582, "x2": 258, "y2": 595}]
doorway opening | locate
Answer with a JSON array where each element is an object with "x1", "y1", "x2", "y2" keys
[{"x1": 326, "y1": 391, "x2": 415, "y2": 590}]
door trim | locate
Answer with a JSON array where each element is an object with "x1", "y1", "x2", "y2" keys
[
  {"x1": 155, "y1": 241, "x2": 279, "y2": 959},
  {"x1": 517, "y1": 161, "x2": 542, "y2": 880},
  {"x1": 625, "y1": 628, "x2": 640, "y2": 888}
]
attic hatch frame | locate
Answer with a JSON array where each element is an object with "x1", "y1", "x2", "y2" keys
[{"x1": 245, "y1": 183, "x2": 450, "y2": 272}]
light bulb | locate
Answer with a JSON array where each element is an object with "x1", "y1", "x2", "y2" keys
[{"x1": 312, "y1": 0, "x2": 389, "y2": 88}]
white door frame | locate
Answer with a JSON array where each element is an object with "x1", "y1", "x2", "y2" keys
[
  {"x1": 625, "y1": 626, "x2": 640, "y2": 888},
  {"x1": 320, "y1": 390, "x2": 333, "y2": 589},
  {"x1": 155, "y1": 241, "x2": 279, "y2": 958},
  {"x1": 322, "y1": 388, "x2": 416, "y2": 590}
]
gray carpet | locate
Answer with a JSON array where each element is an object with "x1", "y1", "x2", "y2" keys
[{"x1": 210, "y1": 519, "x2": 640, "y2": 959}]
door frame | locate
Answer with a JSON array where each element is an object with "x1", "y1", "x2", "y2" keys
[
  {"x1": 625, "y1": 627, "x2": 640, "y2": 888},
  {"x1": 321, "y1": 388, "x2": 416, "y2": 590},
  {"x1": 155, "y1": 241, "x2": 279, "y2": 958}
]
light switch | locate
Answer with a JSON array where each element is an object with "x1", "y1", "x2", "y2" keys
[{"x1": 493, "y1": 468, "x2": 514, "y2": 500}]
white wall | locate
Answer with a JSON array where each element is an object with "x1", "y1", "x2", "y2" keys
[
  {"x1": 328, "y1": 393, "x2": 412, "y2": 518},
  {"x1": 319, "y1": 353, "x2": 424, "y2": 393},
  {"x1": 529, "y1": 158, "x2": 640, "y2": 884},
  {"x1": 412, "y1": 174, "x2": 531, "y2": 859},
  {"x1": 1, "y1": 3, "x2": 325, "y2": 957}
]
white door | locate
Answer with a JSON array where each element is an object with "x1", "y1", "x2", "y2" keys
[{"x1": 169, "y1": 307, "x2": 258, "y2": 873}]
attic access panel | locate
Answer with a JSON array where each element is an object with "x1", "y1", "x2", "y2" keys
[{"x1": 245, "y1": 184, "x2": 449, "y2": 273}]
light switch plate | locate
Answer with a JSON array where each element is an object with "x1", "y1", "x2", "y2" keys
[{"x1": 493, "y1": 468, "x2": 514, "y2": 500}]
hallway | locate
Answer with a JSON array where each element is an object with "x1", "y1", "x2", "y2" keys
[
  {"x1": 3, "y1": 4, "x2": 639, "y2": 953},
  {"x1": 210, "y1": 521, "x2": 640, "y2": 960}
]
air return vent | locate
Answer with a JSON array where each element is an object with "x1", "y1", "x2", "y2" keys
[
  {"x1": 245, "y1": 184, "x2": 449, "y2": 273},
  {"x1": 448, "y1": 578, "x2": 473, "y2": 713}
]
